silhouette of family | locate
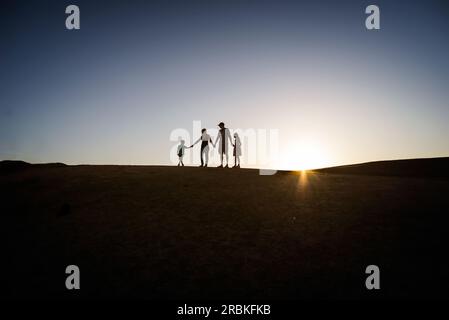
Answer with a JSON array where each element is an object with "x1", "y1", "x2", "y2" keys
[{"x1": 177, "y1": 122, "x2": 241, "y2": 168}]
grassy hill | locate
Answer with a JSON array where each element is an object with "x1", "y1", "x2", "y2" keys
[
  {"x1": 315, "y1": 157, "x2": 449, "y2": 178},
  {"x1": 2, "y1": 159, "x2": 449, "y2": 299}
]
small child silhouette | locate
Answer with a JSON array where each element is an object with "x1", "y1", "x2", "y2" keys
[
  {"x1": 177, "y1": 140, "x2": 190, "y2": 166},
  {"x1": 233, "y1": 132, "x2": 242, "y2": 168}
]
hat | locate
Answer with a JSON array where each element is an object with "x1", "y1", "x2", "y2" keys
[{"x1": 218, "y1": 122, "x2": 225, "y2": 127}]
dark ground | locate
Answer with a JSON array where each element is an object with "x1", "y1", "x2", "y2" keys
[{"x1": 2, "y1": 159, "x2": 449, "y2": 299}]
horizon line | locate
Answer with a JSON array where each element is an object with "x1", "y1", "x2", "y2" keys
[{"x1": 2, "y1": 156, "x2": 449, "y2": 172}]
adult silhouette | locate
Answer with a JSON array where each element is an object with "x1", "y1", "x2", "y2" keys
[
  {"x1": 191, "y1": 128, "x2": 213, "y2": 167},
  {"x1": 214, "y1": 122, "x2": 233, "y2": 168}
]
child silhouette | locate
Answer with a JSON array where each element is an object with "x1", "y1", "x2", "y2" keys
[{"x1": 177, "y1": 140, "x2": 190, "y2": 166}]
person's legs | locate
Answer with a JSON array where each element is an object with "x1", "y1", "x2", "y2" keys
[
  {"x1": 225, "y1": 153, "x2": 229, "y2": 167},
  {"x1": 203, "y1": 145, "x2": 209, "y2": 166},
  {"x1": 200, "y1": 143, "x2": 208, "y2": 167},
  {"x1": 218, "y1": 152, "x2": 224, "y2": 167}
]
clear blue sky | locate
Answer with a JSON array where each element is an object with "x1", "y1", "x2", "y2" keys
[{"x1": 1, "y1": 0, "x2": 449, "y2": 169}]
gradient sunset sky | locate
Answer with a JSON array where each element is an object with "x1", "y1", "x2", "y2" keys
[{"x1": 1, "y1": 0, "x2": 449, "y2": 169}]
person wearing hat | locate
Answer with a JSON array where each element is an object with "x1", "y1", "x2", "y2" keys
[{"x1": 213, "y1": 122, "x2": 233, "y2": 168}]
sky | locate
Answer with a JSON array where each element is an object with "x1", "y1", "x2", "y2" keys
[{"x1": 1, "y1": 0, "x2": 449, "y2": 169}]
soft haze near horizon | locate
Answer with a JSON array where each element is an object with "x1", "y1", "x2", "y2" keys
[{"x1": 1, "y1": 0, "x2": 449, "y2": 169}]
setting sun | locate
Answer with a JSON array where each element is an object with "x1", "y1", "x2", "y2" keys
[{"x1": 277, "y1": 141, "x2": 330, "y2": 171}]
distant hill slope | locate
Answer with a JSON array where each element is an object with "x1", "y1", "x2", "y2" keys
[
  {"x1": 0, "y1": 160, "x2": 66, "y2": 173},
  {"x1": 2, "y1": 157, "x2": 449, "y2": 178},
  {"x1": 315, "y1": 157, "x2": 449, "y2": 178}
]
